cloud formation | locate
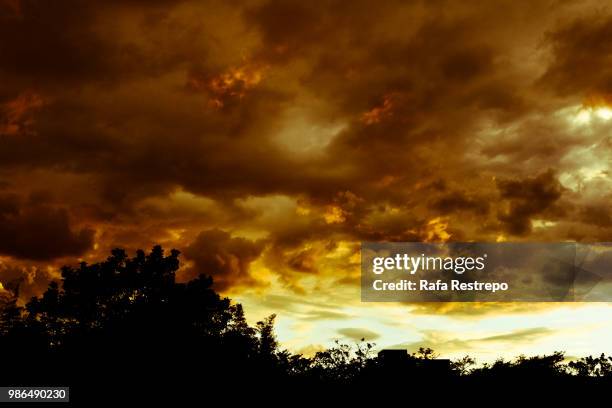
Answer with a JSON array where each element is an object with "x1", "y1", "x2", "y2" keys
[
  {"x1": 0, "y1": 1, "x2": 610, "y2": 322},
  {"x1": 0, "y1": 193, "x2": 94, "y2": 260},
  {"x1": 183, "y1": 229, "x2": 265, "y2": 291}
]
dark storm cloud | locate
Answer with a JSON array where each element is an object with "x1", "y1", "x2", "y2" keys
[
  {"x1": 430, "y1": 190, "x2": 490, "y2": 215},
  {"x1": 0, "y1": 0, "x2": 196, "y2": 88},
  {"x1": 0, "y1": 95, "x2": 120, "y2": 169},
  {"x1": 183, "y1": 229, "x2": 265, "y2": 290},
  {"x1": 579, "y1": 204, "x2": 612, "y2": 228},
  {"x1": 0, "y1": 194, "x2": 94, "y2": 260},
  {"x1": 4, "y1": 0, "x2": 517, "y2": 212},
  {"x1": 0, "y1": 0, "x2": 609, "y2": 297},
  {"x1": 0, "y1": 1, "x2": 107, "y2": 82},
  {"x1": 496, "y1": 170, "x2": 565, "y2": 236},
  {"x1": 540, "y1": 15, "x2": 612, "y2": 99}
]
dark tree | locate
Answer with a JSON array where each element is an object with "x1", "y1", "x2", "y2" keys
[
  {"x1": 0, "y1": 246, "x2": 282, "y2": 402},
  {"x1": 1, "y1": 245, "x2": 611, "y2": 403}
]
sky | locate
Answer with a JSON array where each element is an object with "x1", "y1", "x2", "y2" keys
[{"x1": 0, "y1": 0, "x2": 611, "y2": 362}]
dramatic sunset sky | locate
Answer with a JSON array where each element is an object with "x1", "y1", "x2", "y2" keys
[{"x1": 1, "y1": 0, "x2": 611, "y2": 361}]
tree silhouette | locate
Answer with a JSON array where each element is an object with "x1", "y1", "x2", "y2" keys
[
  {"x1": 0, "y1": 246, "x2": 285, "y2": 401},
  {"x1": 569, "y1": 354, "x2": 612, "y2": 377},
  {"x1": 0, "y1": 245, "x2": 611, "y2": 402}
]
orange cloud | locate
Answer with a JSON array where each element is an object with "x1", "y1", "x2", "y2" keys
[
  {"x1": 0, "y1": 92, "x2": 44, "y2": 136},
  {"x1": 187, "y1": 61, "x2": 266, "y2": 109},
  {"x1": 361, "y1": 94, "x2": 394, "y2": 125}
]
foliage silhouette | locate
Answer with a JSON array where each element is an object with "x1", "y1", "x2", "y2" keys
[{"x1": 0, "y1": 246, "x2": 611, "y2": 402}]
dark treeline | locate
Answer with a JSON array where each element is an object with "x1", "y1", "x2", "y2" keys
[{"x1": 0, "y1": 247, "x2": 611, "y2": 402}]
